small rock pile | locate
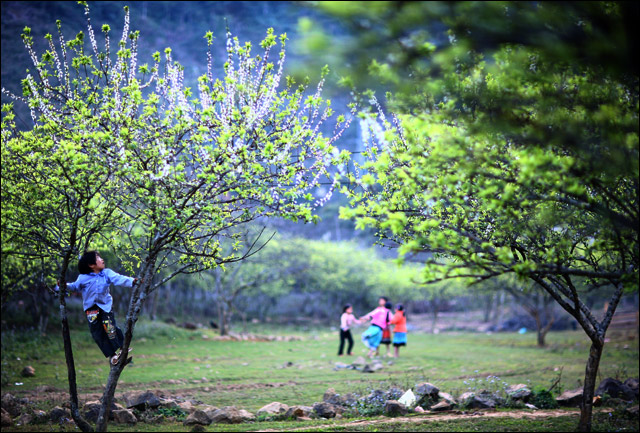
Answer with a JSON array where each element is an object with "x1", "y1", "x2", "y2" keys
[{"x1": 1, "y1": 376, "x2": 637, "y2": 428}]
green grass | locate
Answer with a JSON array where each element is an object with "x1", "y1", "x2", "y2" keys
[{"x1": 1, "y1": 320, "x2": 638, "y2": 431}]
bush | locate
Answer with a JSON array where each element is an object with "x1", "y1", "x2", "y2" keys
[{"x1": 531, "y1": 387, "x2": 558, "y2": 409}]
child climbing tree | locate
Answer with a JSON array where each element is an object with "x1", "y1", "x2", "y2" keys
[{"x1": 1, "y1": 3, "x2": 352, "y2": 431}]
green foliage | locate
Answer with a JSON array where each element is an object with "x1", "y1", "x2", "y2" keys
[
  {"x1": 155, "y1": 407, "x2": 187, "y2": 421},
  {"x1": 335, "y1": 2, "x2": 638, "y2": 346},
  {"x1": 530, "y1": 387, "x2": 559, "y2": 410}
]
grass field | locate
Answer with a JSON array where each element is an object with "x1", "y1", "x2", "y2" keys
[{"x1": 1, "y1": 319, "x2": 638, "y2": 431}]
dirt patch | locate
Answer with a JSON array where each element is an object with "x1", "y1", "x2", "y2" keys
[{"x1": 16, "y1": 380, "x2": 300, "y2": 405}]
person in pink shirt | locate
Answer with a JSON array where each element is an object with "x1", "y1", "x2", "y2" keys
[
  {"x1": 338, "y1": 304, "x2": 361, "y2": 356},
  {"x1": 359, "y1": 296, "x2": 391, "y2": 358}
]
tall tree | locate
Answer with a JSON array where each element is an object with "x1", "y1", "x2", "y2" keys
[
  {"x1": 330, "y1": 3, "x2": 638, "y2": 431},
  {"x1": 2, "y1": 3, "x2": 352, "y2": 431}
]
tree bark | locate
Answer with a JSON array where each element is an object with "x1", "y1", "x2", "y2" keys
[
  {"x1": 95, "y1": 258, "x2": 154, "y2": 432},
  {"x1": 578, "y1": 339, "x2": 604, "y2": 432},
  {"x1": 57, "y1": 252, "x2": 94, "y2": 433}
]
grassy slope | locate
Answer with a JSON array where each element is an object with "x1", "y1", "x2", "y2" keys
[{"x1": 1, "y1": 321, "x2": 638, "y2": 431}]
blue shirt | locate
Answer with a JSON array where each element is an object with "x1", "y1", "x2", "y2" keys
[{"x1": 56, "y1": 269, "x2": 134, "y2": 313}]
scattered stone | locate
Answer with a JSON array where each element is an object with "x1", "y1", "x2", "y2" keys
[
  {"x1": 625, "y1": 405, "x2": 638, "y2": 417},
  {"x1": 200, "y1": 405, "x2": 220, "y2": 420},
  {"x1": 49, "y1": 406, "x2": 71, "y2": 422},
  {"x1": 21, "y1": 366, "x2": 35, "y2": 377},
  {"x1": 623, "y1": 378, "x2": 638, "y2": 397},
  {"x1": 313, "y1": 402, "x2": 338, "y2": 419},
  {"x1": 525, "y1": 403, "x2": 538, "y2": 410},
  {"x1": 383, "y1": 400, "x2": 408, "y2": 417},
  {"x1": 334, "y1": 362, "x2": 351, "y2": 370},
  {"x1": 323, "y1": 388, "x2": 346, "y2": 406},
  {"x1": 351, "y1": 356, "x2": 367, "y2": 366},
  {"x1": 596, "y1": 378, "x2": 636, "y2": 401},
  {"x1": 1, "y1": 393, "x2": 21, "y2": 417},
  {"x1": 362, "y1": 362, "x2": 384, "y2": 373},
  {"x1": 184, "y1": 410, "x2": 212, "y2": 426},
  {"x1": 398, "y1": 389, "x2": 417, "y2": 407},
  {"x1": 438, "y1": 392, "x2": 458, "y2": 406},
  {"x1": 415, "y1": 382, "x2": 440, "y2": 406},
  {"x1": 15, "y1": 412, "x2": 33, "y2": 426},
  {"x1": 460, "y1": 393, "x2": 496, "y2": 409},
  {"x1": 113, "y1": 409, "x2": 137, "y2": 424},
  {"x1": 178, "y1": 401, "x2": 196, "y2": 413},
  {"x1": 31, "y1": 409, "x2": 48, "y2": 424},
  {"x1": 257, "y1": 402, "x2": 289, "y2": 419},
  {"x1": 2, "y1": 408, "x2": 12, "y2": 427},
  {"x1": 414, "y1": 406, "x2": 425, "y2": 413},
  {"x1": 83, "y1": 400, "x2": 122, "y2": 422},
  {"x1": 430, "y1": 401, "x2": 452, "y2": 412},
  {"x1": 209, "y1": 406, "x2": 255, "y2": 424},
  {"x1": 35, "y1": 385, "x2": 56, "y2": 393},
  {"x1": 297, "y1": 416, "x2": 312, "y2": 421},
  {"x1": 191, "y1": 425, "x2": 206, "y2": 433},
  {"x1": 123, "y1": 390, "x2": 161, "y2": 410},
  {"x1": 556, "y1": 388, "x2": 583, "y2": 407},
  {"x1": 285, "y1": 405, "x2": 314, "y2": 419},
  {"x1": 506, "y1": 384, "x2": 532, "y2": 402},
  {"x1": 158, "y1": 398, "x2": 178, "y2": 409}
]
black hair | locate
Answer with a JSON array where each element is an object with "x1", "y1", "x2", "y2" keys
[
  {"x1": 380, "y1": 296, "x2": 389, "y2": 302},
  {"x1": 78, "y1": 251, "x2": 100, "y2": 274},
  {"x1": 384, "y1": 301, "x2": 393, "y2": 310},
  {"x1": 343, "y1": 304, "x2": 352, "y2": 313},
  {"x1": 396, "y1": 303, "x2": 406, "y2": 319}
]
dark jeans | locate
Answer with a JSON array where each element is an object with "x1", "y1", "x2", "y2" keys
[
  {"x1": 86, "y1": 306, "x2": 124, "y2": 358},
  {"x1": 338, "y1": 329, "x2": 354, "y2": 355}
]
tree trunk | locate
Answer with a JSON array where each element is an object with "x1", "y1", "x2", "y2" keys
[
  {"x1": 578, "y1": 339, "x2": 604, "y2": 432},
  {"x1": 430, "y1": 301, "x2": 439, "y2": 333},
  {"x1": 218, "y1": 302, "x2": 228, "y2": 336},
  {"x1": 483, "y1": 294, "x2": 493, "y2": 322},
  {"x1": 57, "y1": 260, "x2": 94, "y2": 432},
  {"x1": 95, "y1": 259, "x2": 154, "y2": 432}
]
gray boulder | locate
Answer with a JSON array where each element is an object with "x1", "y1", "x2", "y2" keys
[
  {"x1": 32, "y1": 409, "x2": 48, "y2": 424},
  {"x1": 257, "y1": 402, "x2": 289, "y2": 419},
  {"x1": 113, "y1": 409, "x2": 137, "y2": 425},
  {"x1": 556, "y1": 388, "x2": 583, "y2": 407},
  {"x1": 383, "y1": 400, "x2": 407, "y2": 417},
  {"x1": 459, "y1": 392, "x2": 496, "y2": 409},
  {"x1": 15, "y1": 412, "x2": 32, "y2": 426},
  {"x1": 506, "y1": 384, "x2": 532, "y2": 402},
  {"x1": 438, "y1": 392, "x2": 458, "y2": 406},
  {"x1": 201, "y1": 405, "x2": 220, "y2": 420},
  {"x1": 1, "y1": 393, "x2": 21, "y2": 417},
  {"x1": 430, "y1": 401, "x2": 453, "y2": 412},
  {"x1": 1, "y1": 408, "x2": 11, "y2": 427},
  {"x1": 83, "y1": 400, "x2": 120, "y2": 422},
  {"x1": 415, "y1": 382, "x2": 440, "y2": 407},
  {"x1": 596, "y1": 378, "x2": 636, "y2": 401},
  {"x1": 323, "y1": 388, "x2": 345, "y2": 405},
  {"x1": 285, "y1": 405, "x2": 314, "y2": 419},
  {"x1": 21, "y1": 366, "x2": 35, "y2": 377},
  {"x1": 184, "y1": 410, "x2": 212, "y2": 426},
  {"x1": 313, "y1": 402, "x2": 338, "y2": 418},
  {"x1": 123, "y1": 390, "x2": 161, "y2": 410},
  {"x1": 209, "y1": 406, "x2": 255, "y2": 424},
  {"x1": 49, "y1": 406, "x2": 71, "y2": 423}
]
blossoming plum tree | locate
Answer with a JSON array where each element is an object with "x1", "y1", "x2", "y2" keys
[{"x1": 2, "y1": 3, "x2": 352, "y2": 431}]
